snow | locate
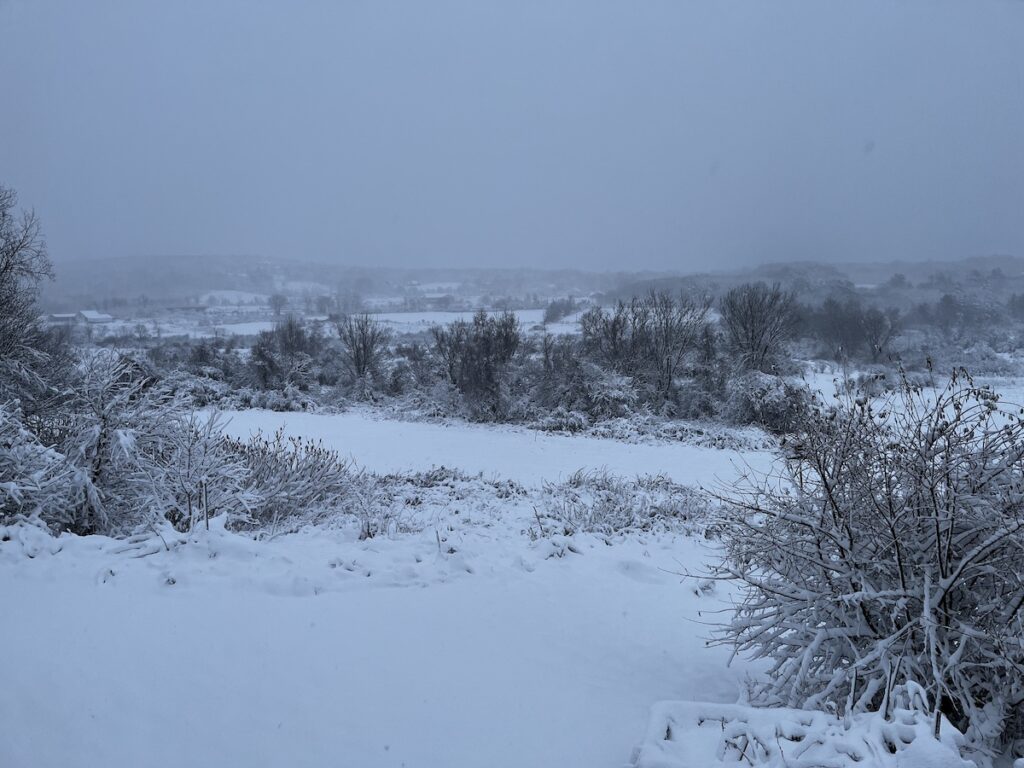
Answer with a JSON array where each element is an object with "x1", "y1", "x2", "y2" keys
[
  {"x1": 543, "y1": 309, "x2": 586, "y2": 335},
  {"x1": 215, "y1": 320, "x2": 278, "y2": 336},
  {"x1": 3, "y1": 522, "x2": 742, "y2": 768},
  {"x1": 218, "y1": 408, "x2": 773, "y2": 486},
  {"x1": 370, "y1": 308, "x2": 548, "y2": 334},
  {"x1": 630, "y1": 700, "x2": 974, "y2": 768},
  {"x1": 0, "y1": 412, "x2": 775, "y2": 768}
]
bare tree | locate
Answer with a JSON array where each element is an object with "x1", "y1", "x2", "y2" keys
[
  {"x1": 646, "y1": 291, "x2": 710, "y2": 398},
  {"x1": 719, "y1": 282, "x2": 796, "y2": 372},
  {"x1": 431, "y1": 310, "x2": 520, "y2": 417},
  {"x1": 336, "y1": 314, "x2": 392, "y2": 381},
  {"x1": 0, "y1": 185, "x2": 54, "y2": 393},
  {"x1": 813, "y1": 297, "x2": 866, "y2": 360},
  {"x1": 268, "y1": 293, "x2": 287, "y2": 316},
  {"x1": 860, "y1": 306, "x2": 900, "y2": 362},
  {"x1": 581, "y1": 292, "x2": 708, "y2": 400}
]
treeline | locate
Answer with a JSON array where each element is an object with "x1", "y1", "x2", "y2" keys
[
  {"x1": 140, "y1": 285, "x2": 813, "y2": 432},
  {"x1": 115, "y1": 273, "x2": 1024, "y2": 437}
]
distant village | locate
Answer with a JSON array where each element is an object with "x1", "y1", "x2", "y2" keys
[{"x1": 45, "y1": 309, "x2": 116, "y2": 326}]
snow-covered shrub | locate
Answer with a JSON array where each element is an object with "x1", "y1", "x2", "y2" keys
[
  {"x1": 580, "y1": 292, "x2": 710, "y2": 404},
  {"x1": 538, "y1": 470, "x2": 713, "y2": 536},
  {"x1": 246, "y1": 386, "x2": 315, "y2": 412},
  {"x1": 530, "y1": 407, "x2": 590, "y2": 434},
  {"x1": 385, "y1": 359, "x2": 417, "y2": 396},
  {"x1": 631, "y1": 694, "x2": 974, "y2": 768},
  {"x1": 671, "y1": 378, "x2": 717, "y2": 419},
  {"x1": 348, "y1": 474, "x2": 405, "y2": 540},
  {"x1": 157, "y1": 410, "x2": 255, "y2": 532},
  {"x1": 7, "y1": 352, "x2": 309, "y2": 536},
  {"x1": 846, "y1": 368, "x2": 896, "y2": 398},
  {"x1": 431, "y1": 309, "x2": 521, "y2": 420},
  {"x1": 159, "y1": 368, "x2": 234, "y2": 406},
  {"x1": 583, "y1": 365, "x2": 639, "y2": 420},
  {"x1": 0, "y1": 403, "x2": 76, "y2": 527},
  {"x1": 723, "y1": 371, "x2": 807, "y2": 434},
  {"x1": 249, "y1": 317, "x2": 323, "y2": 391},
  {"x1": 55, "y1": 353, "x2": 181, "y2": 534},
  {"x1": 226, "y1": 427, "x2": 354, "y2": 530},
  {"x1": 584, "y1": 415, "x2": 775, "y2": 451},
  {"x1": 714, "y1": 369, "x2": 1024, "y2": 753},
  {"x1": 533, "y1": 334, "x2": 641, "y2": 419}
]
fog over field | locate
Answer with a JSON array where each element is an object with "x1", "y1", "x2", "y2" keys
[{"x1": 3, "y1": 2, "x2": 1024, "y2": 768}]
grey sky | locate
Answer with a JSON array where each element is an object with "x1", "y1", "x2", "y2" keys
[{"x1": 1, "y1": 0, "x2": 1022, "y2": 271}]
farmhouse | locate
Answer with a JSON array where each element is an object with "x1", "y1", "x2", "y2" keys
[{"x1": 77, "y1": 310, "x2": 114, "y2": 324}]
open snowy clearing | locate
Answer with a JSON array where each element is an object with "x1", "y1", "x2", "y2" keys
[
  {"x1": 218, "y1": 408, "x2": 773, "y2": 486},
  {"x1": 3, "y1": 523, "x2": 744, "y2": 768},
  {"x1": 1, "y1": 413, "x2": 777, "y2": 768}
]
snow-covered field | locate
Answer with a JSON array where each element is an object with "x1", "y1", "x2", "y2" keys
[
  {"x1": 369, "y1": 308, "x2": 549, "y2": 335},
  {"x1": 1, "y1": 411, "x2": 777, "y2": 768},
  {"x1": 88, "y1": 307, "x2": 578, "y2": 343},
  {"x1": 219, "y1": 408, "x2": 771, "y2": 485}
]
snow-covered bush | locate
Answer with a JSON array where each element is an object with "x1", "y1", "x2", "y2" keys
[
  {"x1": 4, "y1": 352, "x2": 341, "y2": 536},
  {"x1": 538, "y1": 470, "x2": 713, "y2": 537},
  {"x1": 530, "y1": 407, "x2": 591, "y2": 433},
  {"x1": 580, "y1": 291, "x2": 709, "y2": 404},
  {"x1": 158, "y1": 410, "x2": 255, "y2": 532},
  {"x1": 534, "y1": 335, "x2": 640, "y2": 421},
  {"x1": 244, "y1": 385, "x2": 316, "y2": 412},
  {"x1": 55, "y1": 353, "x2": 182, "y2": 534},
  {"x1": 584, "y1": 415, "x2": 775, "y2": 451},
  {"x1": 249, "y1": 317, "x2": 324, "y2": 391},
  {"x1": 0, "y1": 403, "x2": 76, "y2": 527},
  {"x1": 714, "y1": 369, "x2": 1024, "y2": 753},
  {"x1": 631, "y1": 692, "x2": 974, "y2": 768},
  {"x1": 159, "y1": 368, "x2": 234, "y2": 406},
  {"x1": 431, "y1": 309, "x2": 521, "y2": 420},
  {"x1": 226, "y1": 427, "x2": 354, "y2": 530},
  {"x1": 723, "y1": 371, "x2": 807, "y2": 434}
]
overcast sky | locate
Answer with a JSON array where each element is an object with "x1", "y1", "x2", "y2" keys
[{"x1": 1, "y1": 0, "x2": 1022, "y2": 271}]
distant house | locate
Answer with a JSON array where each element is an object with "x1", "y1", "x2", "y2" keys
[
  {"x1": 78, "y1": 310, "x2": 114, "y2": 324},
  {"x1": 47, "y1": 313, "x2": 78, "y2": 326}
]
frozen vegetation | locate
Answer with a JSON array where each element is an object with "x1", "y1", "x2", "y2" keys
[{"x1": 4, "y1": 185, "x2": 1024, "y2": 767}]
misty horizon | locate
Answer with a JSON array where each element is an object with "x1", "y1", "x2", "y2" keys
[{"x1": 3, "y1": 0, "x2": 1023, "y2": 272}]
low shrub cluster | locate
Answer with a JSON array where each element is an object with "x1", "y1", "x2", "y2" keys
[{"x1": 536, "y1": 469, "x2": 716, "y2": 537}]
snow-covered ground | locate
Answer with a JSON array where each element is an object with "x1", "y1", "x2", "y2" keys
[
  {"x1": 214, "y1": 319, "x2": 278, "y2": 336},
  {"x1": 369, "y1": 308, "x2": 549, "y2": 335},
  {"x1": 1, "y1": 412, "x2": 776, "y2": 768},
  {"x1": 219, "y1": 408, "x2": 772, "y2": 485},
  {"x1": 3, "y1": 522, "x2": 741, "y2": 768}
]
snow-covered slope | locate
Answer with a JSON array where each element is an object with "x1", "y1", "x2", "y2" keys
[
  {"x1": 6, "y1": 411, "x2": 976, "y2": 768},
  {"x1": 2, "y1": 518, "x2": 742, "y2": 768},
  {"x1": 2, "y1": 413, "x2": 767, "y2": 768}
]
